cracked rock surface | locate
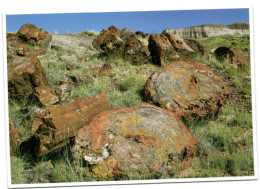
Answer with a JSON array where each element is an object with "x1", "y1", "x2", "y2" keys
[
  {"x1": 72, "y1": 103, "x2": 196, "y2": 180},
  {"x1": 144, "y1": 61, "x2": 230, "y2": 117}
]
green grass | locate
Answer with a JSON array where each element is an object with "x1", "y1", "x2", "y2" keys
[
  {"x1": 26, "y1": 44, "x2": 42, "y2": 51},
  {"x1": 177, "y1": 103, "x2": 254, "y2": 178},
  {"x1": 11, "y1": 156, "x2": 30, "y2": 184},
  {"x1": 197, "y1": 35, "x2": 250, "y2": 52},
  {"x1": 10, "y1": 34, "x2": 253, "y2": 182}
]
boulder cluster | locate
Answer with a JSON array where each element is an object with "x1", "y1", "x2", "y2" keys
[{"x1": 8, "y1": 23, "x2": 244, "y2": 180}]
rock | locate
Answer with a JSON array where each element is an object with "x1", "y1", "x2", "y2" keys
[
  {"x1": 92, "y1": 26, "x2": 150, "y2": 64},
  {"x1": 123, "y1": 33, "x2": 150, "y2": 64},
  {"x1": 29, "y1": 91, "x2": 111, "y2": 156},
  {"x1": 135, "y1": 31, "x2": 149, "y2": 38},
  {"x1": 144, "y1": 61, "x2": 230, "y2": 117},
  {"x1": 17, "y1": 23, "x2": 52, "y2": 49},
  {"x1": 148, "y1": 34, "x2": 178, "y2": 67},
  {"x1": 184, "y1": 39, "x2": 210, "y2": 59},
  {"x1": 9, "y1": 122, "x2": 22, "y2": 155},
  {"x1": 72, "y1": 103, "x2": 197, "y2": 180},
  {"x1": 33, "y1": 86, "x2": 59, "y2": 107},
  {"x1": 214, "y1": 46, "x2": 247, "y2": 67},
  {"x1": 163, "y1": 22, "x2": 249, "y2": 39},
  {"x1": 107, "y1": 25, "x2": 121, "y2": 35},
  {"x1": 8, "y1": 55, "x2": 49, "y2": 102},
  {"x1": 163, "y1": 32, "x2": 194, "y2": 53},
  {"x1": 148, "y1": 33, "x2": 196, "y2": 66},
  {"x1": 92, "y1": 28, "x2": 122, "y2": 53},
  {"x1": 7, "y1": 33, "x2": 29, "y2": 63}
]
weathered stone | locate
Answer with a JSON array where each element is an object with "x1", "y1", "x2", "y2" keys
[
  {"x1": 148, "y1": 34, "x2": 178, "y2": 67},
  {"x1": 214, "y1": 46, "x2": 247, "y2": 67},
  {"x1": 184, "y1": 39, "x2": 209, "y2": 59},
  {"x1": 73, "y1": 103, "x2": 197, "y2": 180},
  {"x1": 17, "y1": 23, "x2": 52, "y2": 49},
  {"x1": 9, "y1": 122, "x2": 22, "y2": 155},
  {"x1": 93, "y1": 26, "x2": 150, "y2": 64},
  {"x1": 92, "y1": 28, "x2": 123, "y2": 53},
  {"x1": 8, "y1": 55, "x2": 49, "y2": 102},
  {"x1": 29, "y1": 91, "x2": 111, "y2": 156},
  {"x1": 163, "y1": 22, "x2": 249, "y2": 39},
  {"x1": 135, "y1": 31, "x2": 149, "y2": 38},
  {"x1": 163, "y1": 32, "x2": 194, "y2": 53},
  {"x1": 7, "y1": 33, "x2": 29, "y2": 63},
  {"x1": 144, "y1": 61, "x2": 230, "y2": 117},
  {"x1": 148, "y1": 33, "x2": 197, "y2": 66},
  {"x1": 34, "y1": 86, "x2": 59, "y2": 107},
  {"x1": 123, "y1": 33, "x2": 150, "y2": 64}
]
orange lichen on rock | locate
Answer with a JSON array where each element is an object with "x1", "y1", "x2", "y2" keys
[
  {"x1": 73, "y1": 103, "x2": 197, "y2": 180},
  {"x1": 28, "y1": 91, "x2": 111, "y2": 156},
  {"x1": 144, "y1": 61, "x2": 230, "y2": 118}
]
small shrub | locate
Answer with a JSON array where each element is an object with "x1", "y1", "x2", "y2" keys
[{"x1": 83, "y1": 30, "x2": 99, "y2": 37}]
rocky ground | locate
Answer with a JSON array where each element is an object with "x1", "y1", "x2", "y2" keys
[{"x1": 8, "y1": 23, "x2": 253, "y2": 183}]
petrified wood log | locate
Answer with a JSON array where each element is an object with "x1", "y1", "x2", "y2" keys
[
  {"x1": 29, "y1": 91, "x2": 111, "y2": 156},
  {"x1": 144, "y1": 61, "x2": 230, "y2": 118},
  {"x1": 72, "y1": 103, "x2": 197, "y2": 180}
]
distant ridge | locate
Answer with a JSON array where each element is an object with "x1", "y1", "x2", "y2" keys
[{"x1": 163, "y1": 22, "x2": 249, "y2": 38}]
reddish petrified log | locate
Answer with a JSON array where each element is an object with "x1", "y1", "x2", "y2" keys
[
  {"x1": 144, "y1": 61, "x2": 230, "y2": 118},
  {"x1": 214, "y1": 46, "x2": 247, "y2": 68},
  {"x1": 17, "y1": 23, "x2": 52, "y2": 49},
  {"x1": 8, "y1": 55, "x2": 49, "y2": 102},
  {"x1": 92, "y1": 26, "x2": 150, "y2": 64},
  {"x1": 29, "y1": 91, "x2": 111, "y2": 156},
  {"x1": 73, "y1": 103, "x2": 197, "y2": 180}
]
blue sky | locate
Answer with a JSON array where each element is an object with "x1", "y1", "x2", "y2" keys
[{"x1": 6, "y1": 8, "x2": 249, "y2": 34}]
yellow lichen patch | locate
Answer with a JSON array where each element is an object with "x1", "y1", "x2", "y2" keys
[{"x1": 92, "y1": 158, "x2": 120, "y2": 180}]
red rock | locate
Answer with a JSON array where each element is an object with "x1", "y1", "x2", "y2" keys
[
  {"x1": 29, "y1": 91, "x2": 111, "y2": 156},
  {"x1": 163, "y1": 32, "x2": 194, "y2": 52},
  {"x1": 144, "y1": 61, "x2": 230, "y2": 117},
  {"x1": 8, "y1": 55, "x2": 49, "y2": 102},
  {"x1": 184, "y1": 39, "x2": 210, "y2": 59},
  {"x1": 34, "y1": 86, "x2": 59, "y2": 107},
  {"x1": 148, "y1": 33, "x2": 197, "y2": 67},
  {"x1": 9, "y1": 123, "x2": 22, "y2": 155},
  {"x1": 17, "y1": 23, "x2": 52, "y2": 49},
  {"x1": 93, "y1": 26, "x2": 150, "y2": 64},
  {"x1": 148, "y1": 33, "x2": 178, "y2": 67},
  {"x1": 214, "y1": 46, "x2": 247, "y2": 68},
  {"x1": 73, "y1": 103, "x2": 197, "y2": 180}
]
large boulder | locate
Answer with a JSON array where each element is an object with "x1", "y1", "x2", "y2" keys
[
  {"x1": 8, "y1": 55, "x2": 49, "y2": 102},
  {"x1": 213, "y1": 46, "x2": 247, "y2": 68},
  {"x1": 148, "y1": 34, "x2": 178, "y2": 67},
  {"x1": 28, "y1": 91, "x2": 111, "y2": 156},
  {"x1": 72, "y1": 103, "x2": 197, "y2": 180},
  {"x1": 148, "y1": 33, "x2": 194, "y2": 67},
  {"x1": 92, "y1": 26, "x2": 150, "y2": 64},
  {"x1": 144, "y1": 61, "x2": 230, "y2": 118},
  {"x1": 184, "y1": 39, "x2": 210, "y2": 59},
  {"x1": 17, "y1": 23, "x2": 52, "y2": 49}
]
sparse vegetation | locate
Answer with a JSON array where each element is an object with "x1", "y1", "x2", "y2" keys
[
  {"x1": 83, "y1": 30, "x2": 99, "y2": 37},
  {"x1": 9, "y1": 30, "x2": 253, "y2": 183}
]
